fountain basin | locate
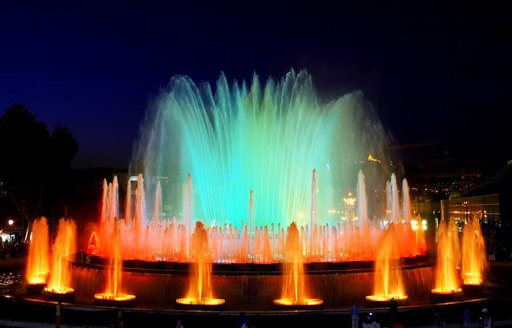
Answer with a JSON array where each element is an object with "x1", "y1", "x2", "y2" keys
[
  {"x1": 175, "y1": 297, "x2": 226, "y2": 310},
  {"x1": 430, "y1": 289, "x2": 464, "y2": 303},
  {"x1": 26, "y1": 282, "x2": 46, "y2": 296},
  {"x1": 272, "y1": 298, "x2": 324, "y2": 310},
  {"x1": 462, "y1": 283, "x2": 484, "y2": 297},
  {"x1": 42, "y1": 287, "x2": 75, "y2": 303},
  {"x1": 93, "y1": 293, "x2": 137, "y2": 307},
  {"x1": 365, "y1": 295, "x2": 409, "y2": 308},
  {"x1": 69, "y1": 252, "x2": 434, "y2": 311}
]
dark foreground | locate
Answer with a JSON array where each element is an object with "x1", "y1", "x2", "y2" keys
[{"x1": 0, "y1": 257, "x2": 511, "y2": 328}]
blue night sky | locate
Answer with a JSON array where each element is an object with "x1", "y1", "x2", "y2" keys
[{"x1": 1, "y1": 0, "x2": 511, "y2": 175}]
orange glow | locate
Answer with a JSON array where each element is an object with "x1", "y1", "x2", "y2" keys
[
  {"x1": 432, "y1": 219, "x2": 461, "y2": 294},
  {"x1": 176, "y1": 297, "x2": 225, "y2": 306},
  {"x1": 366, "y1": 223, "x2": 408, "y2": 302},
  {"x1": 91, "y1": 175, "x2": 428, "y2": 264},
  {"x1": 86, "y1": 231, "x2": 99, "y2": 255},
  {"x1": 95, "y1": 218, "x2": 136, "y2": 303},
  {"x1": 274, "y1": 222, "x2": 323, "y2": 307},
  {"x1": 179, "y1": 221, "x2": 224, "y2": 306},
  {"x1": 461, "y1": 218, "x2": 487, "y2": 285},
  {"x1": 44, "y1": 218, "x2": 76, "y2": 294},
  {"x1": 25, "y1": 217, "x2": 50, "y2": 285},
  {"x1": 93, "y1": 292, "x2": 136, "y2": 302}
]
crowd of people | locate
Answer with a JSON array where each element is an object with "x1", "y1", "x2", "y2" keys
[{"x1": 0, "y1": 239, "x2": 27, "y2": 258}]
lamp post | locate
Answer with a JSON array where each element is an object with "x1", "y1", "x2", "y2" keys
[{"x1": 7, "y1": 219, "x2": 13, "y2": 242}]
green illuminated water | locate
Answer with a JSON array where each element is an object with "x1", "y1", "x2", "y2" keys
[{"x1": 132, "y1": 70, "x2": 390, "y2": 229}]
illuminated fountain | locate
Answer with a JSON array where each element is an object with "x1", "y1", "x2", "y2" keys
[
  {"x1": 43, "y1": 218, "x2": 77, "y2": 303},
  {"x1": 273, "y1": 222, "x2": 323, "y2": 309},
  {"x1": 431, "y1": 218, "x2": 462, "y2": 302},
  {"x1": 25, "y1": 216, "x2": 50, "y2": 295},
  {"x1": 365, "y1": 223, "x2": 408, "y2": 306},
  {"x1": 65, "y1": 70, "x2": 434, "y2": 310},
  {"x1": 365, "y1": 174, "x2": 410, "y2": 306},
  {"x1": 461, "y1": 216, "x2": 487, "y2": 296},
  {"x1": 131, "y1": 69, "x2": 391, "y2": 232},
  {"x1": 93, "y1": 218, "x2": 137, "y2": 307},
  {"x1": 176, "y1": 221, "x2": 225, "y2": 309}
]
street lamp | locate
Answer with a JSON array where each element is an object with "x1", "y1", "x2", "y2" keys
[{"x1": 7, "y1": 219, "x2": 13, "y2": 242}]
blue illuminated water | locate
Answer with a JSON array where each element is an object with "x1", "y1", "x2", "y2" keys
[{"x1": 131, "y1": 70, "x2": 391, "y2": 230}]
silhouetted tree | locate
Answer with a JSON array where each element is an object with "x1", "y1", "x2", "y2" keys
[{"x1": 0, "y1": 104, "x2": 78, "y2": 237}]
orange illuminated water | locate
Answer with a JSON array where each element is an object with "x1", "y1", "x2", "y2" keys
[
  {"x1": 462, "y1": 218, "x2": 487, "y2": 285},
  {"x1": 176, "y1": 221, "x2": 225, "y2": 307},
  {"x1": 44, "y1": 218, "x2": 76, "y2": 295},
  {"x1": 273, "y1": 222, "x2": 323, "y2": 307},
  {"x1": 432, "y1": 218, "x2": 461, "y2": 294},
  {"x1": 26, "y1": 217, "x2": 50, "y2": 285},
  {"x1": 366, "y1": 223, "x2": 408, "y2": 303},
  {"x1": 86, "y1": 172, "x2": 427, "y2": 307},
  {"x1": 89, "y1": 172, "x2": 427, "y2": 264},
  {"x1": 94, "y1": 219, "x2": 136, "y2": 303}
]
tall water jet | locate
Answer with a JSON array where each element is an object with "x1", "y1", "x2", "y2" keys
[
  {"x1": 25, "y1": 217, "x2": 50, "y2": 294},
  {"x1": 342, "y1": 170, "x2": 381, "y2": 261},
  {"x1": 94, "y1": 218, "x2": 136, "y2": 307},
  {"x1": 273, "y1": 222, "x2": 323, "y2": 309},
  {"x1": 431, "y1": 218, "x2": 462, "y2": 301},
  {"x1": 394, "y1": 176, "x2": 426, "y2": 257},
  {"x1": 131, "y1": 69, "x2": 392, "y2": 230},
  {"x1": 43, "y1": 218, "x2": 77, "y2": 302},
  {"x1": 176, "y1": 221, "x2": 225, "y2": 309},
  {"x1": 365, "y1": 223, "x2": 408, "y2": 306},
  {"x1": 461, "y1": 216, "x2": 487, "y2": 296}
]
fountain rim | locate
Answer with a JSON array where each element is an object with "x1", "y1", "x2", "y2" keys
[
  {"x1": 71, "y1": 251, "x2": 434, "y2": 275},
  {"x1": 1, "y1": 293, "x2": 492, "y2": 316}
]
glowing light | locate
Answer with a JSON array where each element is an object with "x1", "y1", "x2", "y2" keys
[
  {"x1": 461, "y1": 218, "x2": 487, "y2": 286},
  {"x1": 133, "y1": 70, "x2": 390, "y2": 229},
  {"x1": 274, "y1": 222, "x2": 323, "y2": 308},
  {"x1": 367, "y1": 154, "x2": 381, "y2": 163},
  {"x1": 432, "y1": 219, "x2": 461, "y2": 294},
  {"x1": 26, "y1": 217, "x2": 50, "y2": 286},
  {"x1": 94, "y1": 293, "x2": 136, "y2": 302},
  {"x1": 366, "y1": 223, "x2": 408, "y2": 303}
]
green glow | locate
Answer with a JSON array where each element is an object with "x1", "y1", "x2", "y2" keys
[{"x1": 132, "y1": 70, "x2": 390, "y2": 229}]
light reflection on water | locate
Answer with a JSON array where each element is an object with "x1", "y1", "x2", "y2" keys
[{"x1": 0, "y1": 270, "x2": 23, "y2": 295}]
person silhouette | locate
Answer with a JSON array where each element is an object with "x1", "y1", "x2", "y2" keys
[
  {"x1": 237, "y1": 312, "x2": 248, "y2": 328},
  {"x1": 351, "y1": 298, "x2": 360, "y2": 328},
  {"x1": 389, "y1": 297, "x2": 398, "y2": 325}
]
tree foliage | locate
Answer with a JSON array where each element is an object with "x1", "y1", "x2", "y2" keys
[{"x1": 0, "y1": 104, "x2": 79, "y2": 230}]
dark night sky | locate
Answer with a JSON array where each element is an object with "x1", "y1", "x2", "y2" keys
[{"x1": 1, "y1": 0, "x2": 511, "y2": 176}]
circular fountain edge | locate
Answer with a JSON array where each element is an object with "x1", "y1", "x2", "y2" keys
[{"x1": 74, "y1": 252, "x2": 433, "y2": 275}]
